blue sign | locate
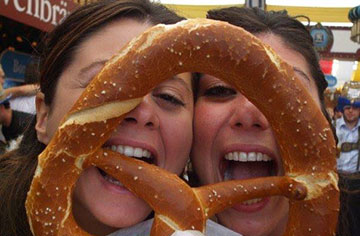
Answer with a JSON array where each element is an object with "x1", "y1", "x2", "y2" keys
[
  {"x1": 0, "y1": 50, "x2": 39, "y2": 86},
  {"x1": 325, "y1": 75, "x2": 337, "y2": 87},
  {"x1": 310, "y1": 23, "x2": 334, "y2": 52}
]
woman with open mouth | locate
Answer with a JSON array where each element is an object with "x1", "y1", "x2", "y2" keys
[
  {"x1": 0, "y1": 1, "x2": 195, "y2": 235},
  {"x1": 190, "y1": 7, "x2": 333, "y2": 236}
]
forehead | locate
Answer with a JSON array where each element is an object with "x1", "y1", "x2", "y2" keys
[
  {"x1": 255, "y1": 33, "x2": 321, "y2": 107},
  {"x1": 73, "y1": 19, "x2": 152, "y2": 65},
  {"x1": 256, "y1": 33, "x2": 310, "y2": 75}
]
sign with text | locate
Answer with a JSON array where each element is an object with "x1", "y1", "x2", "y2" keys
[
  {"x1": 0, "y1": 49, "x2": 39, "y2": 87},
  {"x1": 0, "y1": 0, "x2": 78, "y2": 32}
]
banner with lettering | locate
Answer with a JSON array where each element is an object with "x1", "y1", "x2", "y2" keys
[
  {"x1": 0, "y1": 49, "x2": 39, "y2": 87},
  {"x1": 0, "y1": 0, "x2": 78, "y2": 32}
]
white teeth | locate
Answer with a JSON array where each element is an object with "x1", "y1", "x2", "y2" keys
[
  {"x1": 143, "y1": 149, "x2": 151, "y2": 158},
  {"x1": 117, "y1": 145, "x2": 124, "y2": 154},
  {"x1": 248, "y1": 152, "x2": 256, "y2": 161},
  {"x1": 233, "y1": 152, "x2": 239, "y2": 161},
  {"x1": 134, "y1": 147, "x2": 143, "y2": 158},
  {"x1": 228, "y1": 152, "x2": 234, "y2": 160},
  {"x1": 109, "y1": 145, "x2": 152, "y2": 159},
  {"x1": 103, "y1": 144, "x2": 153, "y2": 187},
  {"x1": 124, "y1": 146, "x2": 134, "y2": 156},
  {"x1": 239, "y1": 152, "x2": 247, "y2": 161},
  {"x1": 224, "y1": 152, "x2": 272, "y2": 162},
  {"x1": 242, "y1": 198, "x2": 263, "y2": 205}
]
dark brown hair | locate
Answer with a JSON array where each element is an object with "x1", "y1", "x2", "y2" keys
[{"x1": 0, "y1": 1, "x2": 184, "y2": 235}]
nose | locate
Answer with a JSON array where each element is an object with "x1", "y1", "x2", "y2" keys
[
  {"x1": 229, "y1": 95, "x2": 269, "y2": 131},
  {"x1": 122, "y1": 94, "x2": 160, "y2": 129}
]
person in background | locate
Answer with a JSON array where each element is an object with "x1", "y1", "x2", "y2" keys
[
  {"x1": 8, "y1": 61, "x2": 39, "y2": 114},
  {"x1": 191, "y1": 7, "x2": 332, "y2": 236},
  {"x1": 334, "y1": 106, "x2": 343, "y2": 120},
  {"x1": 333, "y1": 106, "x2": 343, "y2": 128},
  {"x1": 0, "y1": 64, "x2": 34, "y2": 151},
  {"x1": 335, "y1": 86, "x2": 360, "y2": 236},
  {"x1": 0, "y1": 62, "x2": 39, "y2": 101},
  {"x1": 0, "y1": 64, "x2": 7, "y2": 152}
]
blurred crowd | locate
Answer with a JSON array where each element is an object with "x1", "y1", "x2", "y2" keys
[
  {"x1": 328, "y1": 81, "x2": 360, "y2": 235},
  {"x1": 0, "y1": 63, "x2": 38, "y2": 153}
]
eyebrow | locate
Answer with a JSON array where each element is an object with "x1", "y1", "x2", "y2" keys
[
  {"x1": 293, "y1": 67, "x2": 311, "y2": 82},
  {"x1": 78, "y1": 60, "x2": 108, "y2": 78},
  {"x1": 171, "y1": 75, "x2": 192, "y2": 92}
]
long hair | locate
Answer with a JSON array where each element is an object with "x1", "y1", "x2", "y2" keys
[{"x1": 0, "y1": 1, "x2": 184, "y2": 235}]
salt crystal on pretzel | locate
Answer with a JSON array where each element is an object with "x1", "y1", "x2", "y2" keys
[{"x1": 26, "y1": 19, "x2": 339, "y2": 236}]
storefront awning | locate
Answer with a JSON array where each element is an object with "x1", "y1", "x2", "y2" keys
[{"x1": 0, "y1": 0, "x2": 78, "y2": 32}]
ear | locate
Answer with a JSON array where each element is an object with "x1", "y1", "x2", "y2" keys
[{"x1": 35, "y1": 92, "x2": 50, "y2": 144}]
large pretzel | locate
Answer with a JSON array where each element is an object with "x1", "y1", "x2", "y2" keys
[{"x1": 26, "y1": 19, "x2": 339, "y2": 236}]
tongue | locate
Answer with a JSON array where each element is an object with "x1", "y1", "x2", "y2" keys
[{"x1": 229, "y1": 161, "x2": 272, "y2": 179}]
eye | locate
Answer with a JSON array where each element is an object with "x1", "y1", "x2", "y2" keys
[
  {"x1": 204, "y1": 85, "x2": 236, "y2": 98},
  {"x1": 153, "y1": 93, "x2": 185, "y2": 106}
]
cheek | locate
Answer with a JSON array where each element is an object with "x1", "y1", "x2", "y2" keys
[
  {"x1": 192, "y1": 103, "x2": 226, "y2": 173},
  {"x1": 192, "y1": 103, "x2": 224, "y2": 184},
  {"x1": 193, "y1": 102, "x2": 224, "y2": 148},
  {"x1": 46, "y1": 107, "x2": 66, "y2": 139},
  {"x1": 46, "y1": 87, "x2": 84, "y2": 139},
  {"x1": 162, "y1": 112, "x2": 193, "y2": 174}
]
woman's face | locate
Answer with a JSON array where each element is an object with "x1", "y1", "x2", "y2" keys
[
  {"x1": 191, "y1": 33, "x2": 320, "y2": 236},
  {"x1": 36, "y1": 19, "x2": 193, "y2": 234}
]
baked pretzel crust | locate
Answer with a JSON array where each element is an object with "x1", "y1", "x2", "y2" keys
[{"x1": 26, "y1": 19, "x2": 339, "y2": 236}]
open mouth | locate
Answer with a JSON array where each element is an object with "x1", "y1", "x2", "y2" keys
[
  {"x1": 221, "y1": 151, "x2": 278, "y2": 207},
  {"x1": 222, "y1": 151, "x2": 277, "y2": 180},
  {"x1": 98, "y1": 144, "x2": 155, "y2": 187}
]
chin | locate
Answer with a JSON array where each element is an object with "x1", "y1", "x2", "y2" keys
[
  {"x1": 102, "y1": 208, "x2": 151, "y2": 228},
  {"x1": 217, "y1": 196, "x2": 288, "y2": 236}
]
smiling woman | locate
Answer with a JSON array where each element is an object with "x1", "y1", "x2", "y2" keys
[
  {"x1": 0, "y1": 0, "x2": 195, "y2": 235},
  {"x1": 190, "y1": 7, "x2": 334, "y2": 236}
]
